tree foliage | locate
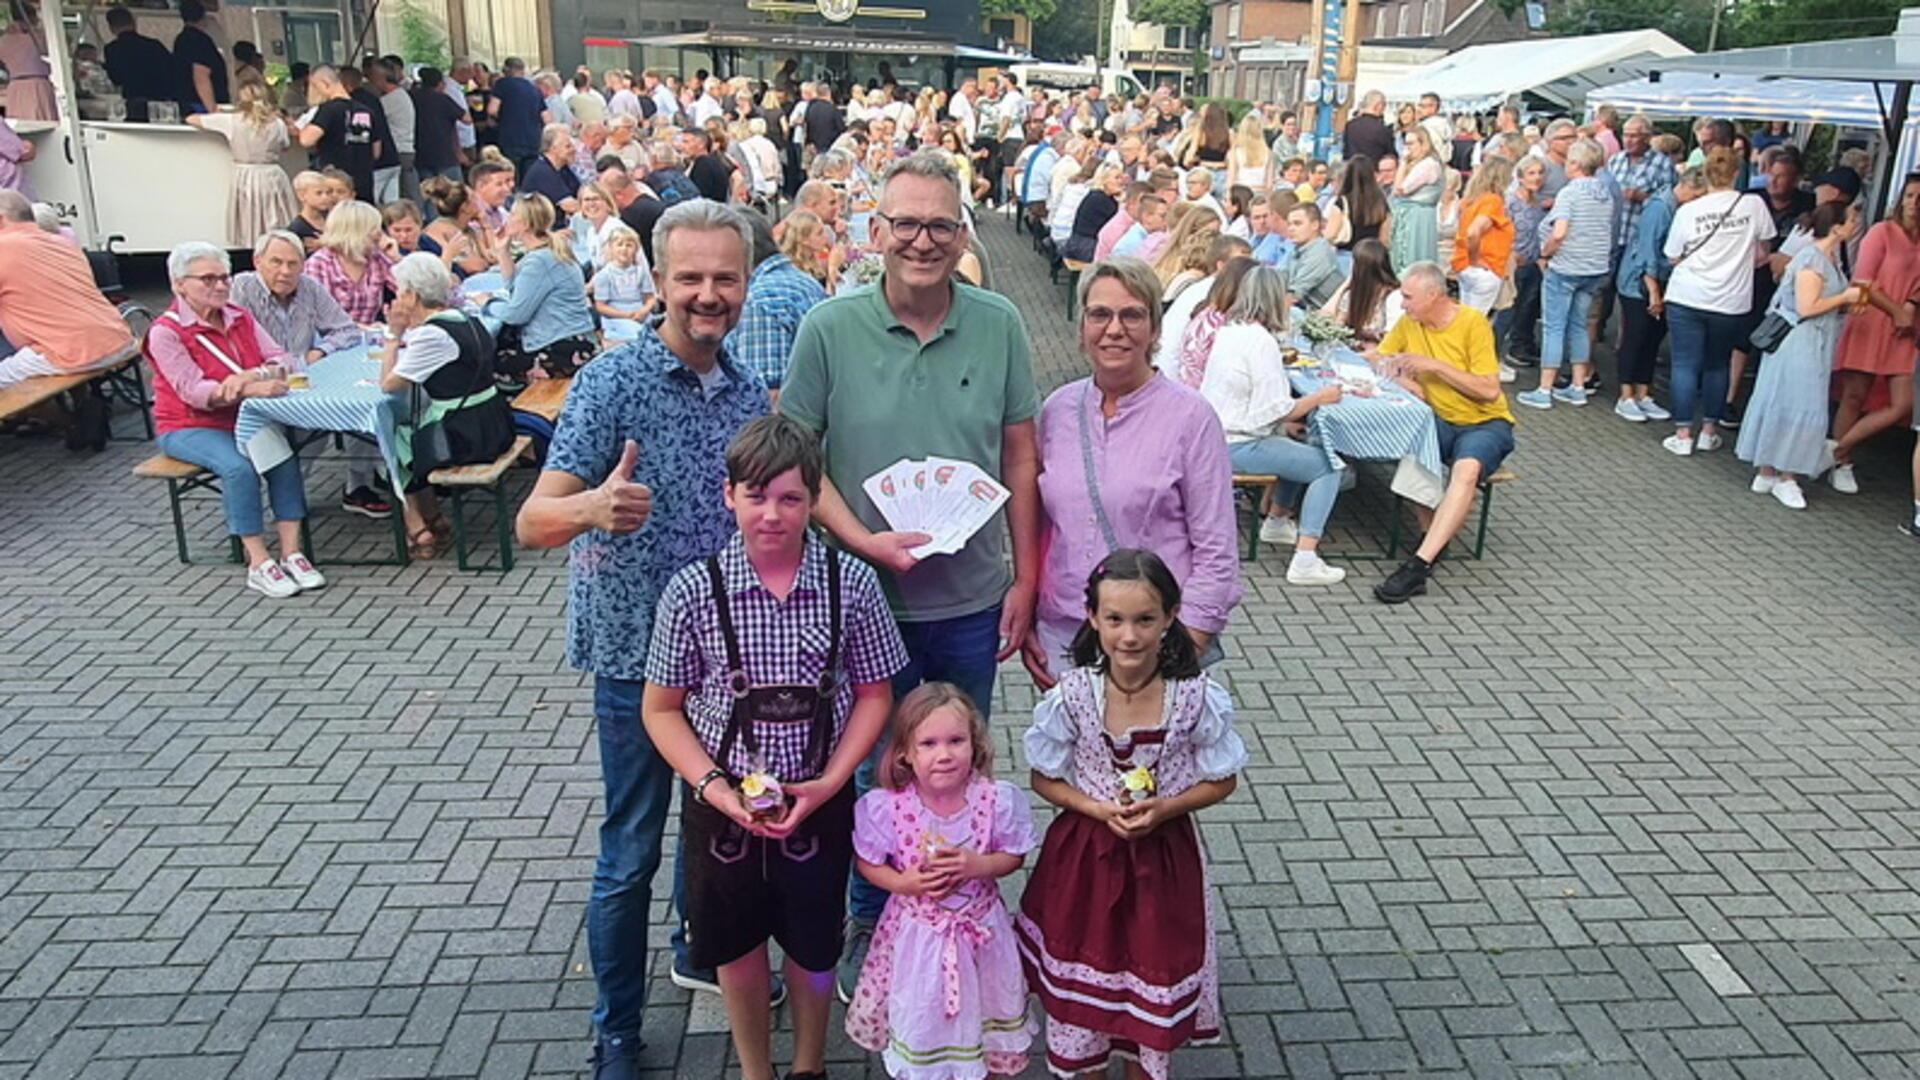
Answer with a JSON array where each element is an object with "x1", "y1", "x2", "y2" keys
[
  {"x1": 983, "y1": 0, "x2": 1061, "y2": 25},
  {"x1": 393, "y1": 1, "x2": 451, "y2": 70},
  {"x1": 1032, "y1": 0, "x2": 1102, "y2": 61},
  {"x1": 1131, "y1": 0, "x2": 1208, "y2": 28},
  {"x1": 1505, "y1": 0, "x2": 1903, "y2": 51}
]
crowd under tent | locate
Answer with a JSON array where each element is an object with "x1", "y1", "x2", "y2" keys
[
  {"x1": 1380, "y1": 28, "x2": 1693, "y2": 115},
  {"x1": 1644, "y1": 8, "x2": 1920, "y2": 211}
]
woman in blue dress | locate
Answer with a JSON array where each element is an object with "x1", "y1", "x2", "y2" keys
[{"x1": 1736, "y1": 202, "x2": 1865, "y2": 510}]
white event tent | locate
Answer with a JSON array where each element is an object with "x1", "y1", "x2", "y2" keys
[{"x1": 1381, "y1": 28, "x2": 1694, "y2": 114}]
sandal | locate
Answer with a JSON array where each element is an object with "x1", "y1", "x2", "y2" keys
[{"x1": 408, "y1": 527, "x2": 443, "y2": 561}]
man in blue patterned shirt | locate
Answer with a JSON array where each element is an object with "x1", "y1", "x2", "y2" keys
[
  {"x1": 724, "y1": 218, "x2": 828, "y2": 400},
  {"x1": 515, "y1": 199, "x2": 771, "y2": 1080}
]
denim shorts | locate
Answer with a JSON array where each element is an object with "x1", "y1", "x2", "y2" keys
[{"x1": 1435, "y1": 417, "x2": 1515, "y2": 475}]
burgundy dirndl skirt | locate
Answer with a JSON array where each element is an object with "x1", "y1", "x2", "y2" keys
[{"x1": 1015, "y1": 809, "x2": 1216, "y2": 1053}]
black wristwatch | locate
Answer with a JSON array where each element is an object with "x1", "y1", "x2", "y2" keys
[{"x1": 692, "y1": 768, "x2": 729, "y2": 806}]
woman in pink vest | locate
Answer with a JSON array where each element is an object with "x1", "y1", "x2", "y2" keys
[{"x1": 147, "y1": 241, "x2": 323, "y2": 600}]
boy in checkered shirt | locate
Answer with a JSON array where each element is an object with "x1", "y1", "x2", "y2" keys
[{"x1": 642, "y1": 415, "x2": 907, "y2": 1080}]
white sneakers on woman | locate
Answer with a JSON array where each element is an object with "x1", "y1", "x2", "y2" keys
[
  {"x1": 1286, "y1": 551, "x2": 1347, "y2": 585},
  {"x1": 1751, "y1": 473, "x2": 1807, "y2": 509},
  {"x1": 246, "y1": 555, "x2": 326, "y2": 599},
  {"x1": 1830, "y1": 463, "x2": 1859, "y2": 494}
]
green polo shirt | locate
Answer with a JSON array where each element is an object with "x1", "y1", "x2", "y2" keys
[{"x1": 782, "y1": 277, "x2": 1039, "y2": 623}]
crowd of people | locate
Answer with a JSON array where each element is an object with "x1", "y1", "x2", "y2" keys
[{"x1": 12, "y1": 28, "x2": 1920, "y2": 1077}]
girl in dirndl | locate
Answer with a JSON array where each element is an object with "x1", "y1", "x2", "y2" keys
[
  {"x1": 1016, "y1": 549, "x2": 1247, "y2": 1079},
  {"x1": 844, "y1": 683, "x2": 1039, "y2": 1078}
]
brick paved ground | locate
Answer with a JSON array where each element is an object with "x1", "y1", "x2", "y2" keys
[{"x1": 5, "y1": 212, "x2": 1920, "y2": 1080}]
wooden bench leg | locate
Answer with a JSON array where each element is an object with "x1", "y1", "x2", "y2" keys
[
  {"x1": 1472, "y1": 483, "x2": 1494, "y2": 560},
  {"x1": 493, "y1": 482, "x2": 515, "y2": 573},
  {"x1": 448, "y1": 490, "x2": 473, "y2": 571},
  {"x1": 164, "y1": 478, "x2": 191, "y2": 565}
]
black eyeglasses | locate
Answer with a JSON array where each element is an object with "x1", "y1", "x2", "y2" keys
[{"x1": 877, "y1": 214, "x2": 963, "y2": 244}]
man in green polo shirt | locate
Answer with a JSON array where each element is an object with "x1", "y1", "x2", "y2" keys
[{"x1": 780, "y1": 148, "x2": 1042, "y2": 1002}]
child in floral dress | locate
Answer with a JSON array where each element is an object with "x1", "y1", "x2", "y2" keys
[
  {"x1": 1015, "y1": 549, "x2": 1248, "y2": 1079},
  {"x1": 846, "y1": 683, "x2": 1039, "y2": 1079}
]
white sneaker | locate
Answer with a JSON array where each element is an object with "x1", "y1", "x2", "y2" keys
[
  {"x1": 1662, "y1": 433, "x2": 1694, "y2": 457},
  {"x1": 1830, "y1": 463, "x2": 1859, "y2": 494},
  {"x1": 247, "y1": 560, "x2": 300, "y2": 599},
  {"x1": 1772, "y1": 479, "x2": 1807, "y2": 510},
  {"x1": 1259, "y1": 516, "x2": 1299, "y2": 546},
  {"x1": 1614, "y1": 397, "x2": 1647, "y2": 422},
  {"x1": 1498, "y1": 363, "x2": 1518, "y2": 384},
  {"x1": 1695, "y1": 429, "x2": 1724, "y2": 452},
  {"x1": 1750, "y1": 473, "x2": 1778, "y2": 495},
  {"x1": 1636, "y1": 397, "x2": 1672, "y2": 421},
  {"x1": 1286, "y1": 553, "x2": 1348, "y2": 585},
  {"x1": 282, "y1": 554, "x2": 326, "y2": 591}
]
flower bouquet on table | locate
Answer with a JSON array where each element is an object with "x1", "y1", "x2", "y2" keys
[
  {"x1": 1298, "y1": 311, "x2": 1358, "y2": 362},
  {"x1": 839, "y1": 251, "x2": 884, "y2": 295}
]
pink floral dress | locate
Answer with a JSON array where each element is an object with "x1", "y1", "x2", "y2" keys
[{"x1": 845, "y1": 777, "x2": 1039, "y2": 1079}]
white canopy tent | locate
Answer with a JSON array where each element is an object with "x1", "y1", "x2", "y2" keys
[
  {"x1": 1589, "y1": 71, "x2": 1920, "y2": 214},
  {"x1": 1381, "y1": 29, "x2": 1693, "y2": 114}
]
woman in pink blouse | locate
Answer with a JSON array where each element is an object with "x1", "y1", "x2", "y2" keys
[
  {"x1": 305, "y1": 200, "x2": 399, "y2": 326},
  {"x1": 1023, "y1": 256, "x2": 1243, "y2": 688}
]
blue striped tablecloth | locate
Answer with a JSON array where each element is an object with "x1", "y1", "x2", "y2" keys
[
  {"x1": 233, "y1": 347, "x2": 406, "y2": 490},
  {"x1": 1286, "y1": 346, "x2": 1447, "y2": 508}
]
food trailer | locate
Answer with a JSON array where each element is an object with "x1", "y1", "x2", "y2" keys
[{"x1": 13, "y1": 0, "x2": 335, "y2": 254}]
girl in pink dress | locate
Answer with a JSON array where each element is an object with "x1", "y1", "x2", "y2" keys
[
  {"x1": 1016, "y1": 549, "x2": 1247, "y2": 1080},
  {"x1": 845, "y1": 683, "x2": 1039, "y2": 1079},
  {"x1": 1830, "y1": 176, "x2": 1920, "y2": 492}
]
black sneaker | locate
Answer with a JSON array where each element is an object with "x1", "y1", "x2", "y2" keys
[
  {"x1": 341, "y1": 486, "x2": 393, "y2": 519},
  {"x1": 785, "y1": 1072, "x2": 828, "y2": 1080},
  {"x1": 1900, "y1": 520, "x2": 1920, "y2": 541},
  {"x1": 1721, "y1": 400, "x2": 1744, "y2": 429},
  {"x1": 1373, "y1": 556, "x2": 1432, "y2": 604},
  {"x1": 1507, "y1": 351, "x2": 1541, "y2": 368},
  {"x1": 669, "y1": 959, "x2": 787, "y2": 1007},
  {"x1": 1583, "y1": 373, "x2": 1602, "y2": 393},
  {"x1": 589, "y1": 1038, "x2": 642, "y2": 1080}
]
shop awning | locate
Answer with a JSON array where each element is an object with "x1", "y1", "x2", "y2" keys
[
  {"x1": 1589, "y1": 71, "x2": 1920, "y2": 129},
  {"x1": 1381, "y1": 28, "x2": 1693, "y2": 113}
]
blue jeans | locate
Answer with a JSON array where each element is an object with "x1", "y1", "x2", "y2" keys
[
  {"x1": 588, "y1": 676, "x2": 690, "y2": 1050},
  {"x1": 157, "y1": 427, "x2": 307, "y2": 536},
  {"x1": 1229, "y1": 437, "x2": 1340, "y2": 539},
  {"x1": 846, "y1": 604, "x2": 1003, "y2": 923},
  {"x1": 1665, "y1": 302, "x2": 1742, "y2": 429},
  {"x1": 1540, "y1": 270, "x2": 1607, "y2": 371}
]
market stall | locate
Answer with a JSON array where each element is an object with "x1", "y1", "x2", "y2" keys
[
  {"x1": 1587, "y1": 70, "x2": 1920, "y2": 212},
  {"x1": 1379, "y1": 28, "x2": 1693, "y2": 115},
  {"x1": 14, "y1": 0, "x2": 339, "y2": 254}
]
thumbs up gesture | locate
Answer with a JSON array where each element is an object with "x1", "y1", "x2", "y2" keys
[{"x1": 596, "y1": 439, "x2": 653, "y2": 535}]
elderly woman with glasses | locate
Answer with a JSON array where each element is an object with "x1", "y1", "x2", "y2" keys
[
  {"x1": 378, "y1": 252, "x2": 516, "y2": 558},
  {"x1": 146, "y1": 241, "x2": 321, "y2": 600},
  {"x1": 1024, "y1": 256, "x2": 1242, "y2": 687}
]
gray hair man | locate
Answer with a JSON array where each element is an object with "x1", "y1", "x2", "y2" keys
[
  {"x1": 780, "y1": 150, "x2": 1042, "y2": 998},
  {"x1": 1368, "y1": 261, "x2": 1517, "y2": 604},
  {"x1": 228, "y1": 229, "x2": 389, "y2": 516},
  {"x1": 514, "y1": 198, "x2": 770, "y2": 1079}
]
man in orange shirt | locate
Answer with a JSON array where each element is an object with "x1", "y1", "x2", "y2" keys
[{"x1": 0, "y1": 191, "x2": 136, "y2": 388}]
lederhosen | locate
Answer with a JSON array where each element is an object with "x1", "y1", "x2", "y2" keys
[{"x1": 681, "y1": 546, "x2": 858, "y2": 973}]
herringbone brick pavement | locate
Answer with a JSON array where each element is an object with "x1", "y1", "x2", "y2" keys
[{"x1": 4, "y1": 213, "x2": 1920, "y2": 1079}]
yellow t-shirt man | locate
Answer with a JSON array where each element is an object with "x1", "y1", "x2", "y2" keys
[{"x1": 1379, "y1": 305, "x2": 1516, "y2": 427}]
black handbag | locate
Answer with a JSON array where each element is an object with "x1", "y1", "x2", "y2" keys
[
  {"x1": 1748, "y1": 311, "x2": 1794, "y2": 354},
  {"x1": 412, "y1": 314, "x2": 517, "y2": 476}
]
